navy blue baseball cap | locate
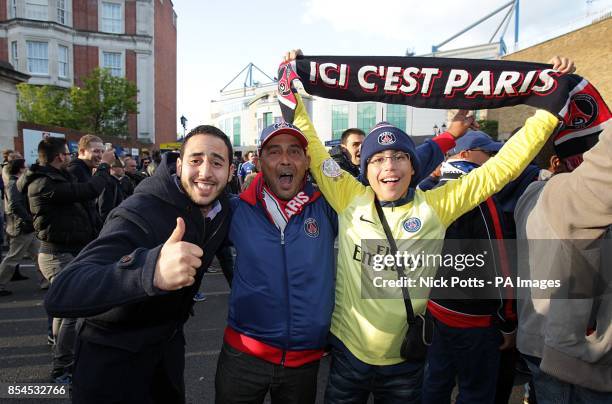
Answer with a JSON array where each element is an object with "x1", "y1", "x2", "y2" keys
[
  {"x1": 449, "y1": 130, "x2": 503, "y2": 155},
  {"x1": 258, "y1": 122, "x2": 308, "y2": 151},
  {"x1": 360, "y1": 122, "x2": 421, "y2": 186}
]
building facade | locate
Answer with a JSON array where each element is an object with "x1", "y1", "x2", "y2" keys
[
  {"x1": 0, "y1": 0, "x2": 177, "y2": 146},
  {"x1": 0, "y1": 60, "x2": 28, "y2": 151},
  {"x1": 211, "y1": 82, "x2": 448, "y2": 150},
  {"x1": 487, "y1": 15, "x2": 611, "y2": 139}
]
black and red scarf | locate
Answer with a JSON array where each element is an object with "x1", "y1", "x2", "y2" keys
[{"x1": 278, "y1": 55, "x2": 611, "y2": 156}]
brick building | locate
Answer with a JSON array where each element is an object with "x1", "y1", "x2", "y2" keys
[
  {"x1": 488, "y1": 15, "x2": 611, "y2": 138},
  {"x1": 0, "y1": 0, "x2": 177, "y2": 146}
]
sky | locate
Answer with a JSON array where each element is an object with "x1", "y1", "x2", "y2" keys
[{"x1": 174, "y1": 0, "x2": 612, "y2": 134}]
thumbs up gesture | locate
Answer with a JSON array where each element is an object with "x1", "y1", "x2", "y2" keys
[{"x1": 153, "y1": 217, "x2": 204, "y2": 291}]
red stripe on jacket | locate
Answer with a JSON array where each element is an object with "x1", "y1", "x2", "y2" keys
[
  {"x1": 224, "y1": 327, "x2": 324, "y2": 368},
  {"x1": 428, "y1": 300, "x2": 492, "y2": 328}
]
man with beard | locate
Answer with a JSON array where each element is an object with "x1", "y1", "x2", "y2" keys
[{"x1": 45, "y1": 125, "x2": 234, "y2": 403}]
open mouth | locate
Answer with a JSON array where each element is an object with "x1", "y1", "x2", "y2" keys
[
  {"x1": 279, "y1": 173, "x2": 294, "y2": 187},
  {"x1": 381, "y1": 177, "x2": 400, "y2": 184},
  {"x1": 195, "y1": 182, "x2": 215, "y2": 192}
]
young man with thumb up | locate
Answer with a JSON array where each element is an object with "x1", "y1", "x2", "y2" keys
[{"x1": 44, "y1": 125, "x2": 234, "y2": 403}]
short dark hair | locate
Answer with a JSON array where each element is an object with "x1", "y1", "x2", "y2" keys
[
  {"x1": 341, "y1": 128, "x2": 365, "y2": 145},
  {"x1": 533, "y1": 136, "x2": 557, "y2": 170},
  {"x1": 7, "y1": 158, "x2": 25, "y2": 175},
  {"x1": 180, "y1": 125, "x2": 233, "y2": 162},
  {"x1": 38, "y1": 137, "x2": 67, "y2": 165}
]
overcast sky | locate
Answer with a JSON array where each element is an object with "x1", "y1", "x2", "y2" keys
[{"x1": 174, "y1": 0, "x2": 612, "y2": 134}]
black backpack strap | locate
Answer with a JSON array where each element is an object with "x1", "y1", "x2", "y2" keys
[{"x1": 373, "y1": 198, "x2": 417, "y2": 325}]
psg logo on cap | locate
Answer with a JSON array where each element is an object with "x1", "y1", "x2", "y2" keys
[
  {"x1": 274, "y1": 122, "x2": 295, "y2": 130},
  {"x1": 403, "y1": 217, "x2": 421, "y2": 233},
  {"x1": 304, "y1": 218, "x2": 320, "y2": 238},
  {"x1": 377, "y1": 131, "x2": 396, "y2": 145}
]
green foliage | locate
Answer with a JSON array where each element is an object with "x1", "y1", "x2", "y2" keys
[
  {"x1": 16, "y1": 68, "x2": 138, "y2": 137},
  {"x1": 477, "y1": 119, "x2": 499, "y2": 140},
  {"x1": 16, "y1": 84, "x2": 76, "y2": 127}
]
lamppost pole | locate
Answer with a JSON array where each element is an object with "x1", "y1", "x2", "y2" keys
[{"x1": 180, "y1": 115, "x2": 187, "y2": 140}]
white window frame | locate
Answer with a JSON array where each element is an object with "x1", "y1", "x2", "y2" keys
[
  {"x1": 56, "y1": 0, "x2": 66, "y2": 24},
  {"x1": 10, "y1": 41, "x2": 19, "y2": 69},
  {"x1": 25, "y1": 0, "x2": 49, "y2": 20},
  {"x1": 9, "y1": 0, "x2": 17, "y2": 18},
  {"x1": 58, "y1": 44, "x2": 69, "y2": 79},
  {"x1": 26, "y1": 40, "x2": 49, "y2": 75},
  {"x1": 101, "y1": 50, "x2": 124, "y2": 77},
  {"x1": 100, "y1": 1, "x2": 124, "y2": 34}
]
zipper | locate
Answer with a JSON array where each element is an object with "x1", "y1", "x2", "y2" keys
[{"x1": 280, "y1": 226, "x2": 291, "y2": 364}]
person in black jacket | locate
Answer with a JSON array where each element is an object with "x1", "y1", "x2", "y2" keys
[
  {"x1": 124, "y1": 156, "x2": 148, "y2": 188},
  {"x1": 18, "y1": 137, "x2": 108, "y2": 383},
  {"x1": 0, "y1": 159, "x2": 39, "y2": 296},
  {"x1": 329, "y1": 128, "x2": 364, "y2": 178},
  {"x1": 67, "y1": 134, "x2": 115, "y2": 234},
  {"x1": 44, "y1": 125, "x2": 234, "y2": 404},
  {"x1": 97, "y1": 158, "x2": 130, "y2": 223},
  {"x1": 113, "y1": 158, "x2": 135, "y2": 198},
  {"x1": 422, "y1": 131, "x2": 515, "y2": 404}
]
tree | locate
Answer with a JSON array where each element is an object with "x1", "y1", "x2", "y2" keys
[
  {"x1": 477, "y1": 119, "x2": 499, "y2": 140},
  {"x1": 16, "y1": 68, "x2": 138, "y2": 138},
  {"x1": 16, "y1": 84, "x2": 76, "y2": 127},
  {"x1": 72, "y1": 68, "x2": 138, "y2": 137}
]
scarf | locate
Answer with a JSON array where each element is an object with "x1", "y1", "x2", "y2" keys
[
  {"x1": 262, "y1": 184, "x2": 311, "y2": 232},
  {"x1": 277, "y1": 56, "x2": 611, "y2": 153}
]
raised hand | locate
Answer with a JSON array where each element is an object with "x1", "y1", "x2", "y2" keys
[
  {"x1": 447, "y1": 109, "x2": 480, "y2": 139},
  {"x1": 548, "y1": 56, "x2": 576, "y2": 74},
  {"x1": 283, "y1": 49, "x2": 303, "y2": 63},
  {"x1": 153, "y1": 217, "x2": 204, "y2": 291}
]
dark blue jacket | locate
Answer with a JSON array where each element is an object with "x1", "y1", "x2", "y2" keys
[
  {"x1": 45, "y1": 152, "x2": 230, "y2": 352},
  {"x1": 227, "y1": 174, "x2": 338, "y2": 351}
]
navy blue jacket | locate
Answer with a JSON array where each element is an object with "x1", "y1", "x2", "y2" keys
[
  {"x1": 45, "y1": 152, "x2": 230, "y2": 352},
  {"x1": 227, "y1": 174, "x2": 338, "y2": 351}
]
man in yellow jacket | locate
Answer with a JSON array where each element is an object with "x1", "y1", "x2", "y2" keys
[{"x1": 284, "y1": 50, "x2": 573, "y2": 404}]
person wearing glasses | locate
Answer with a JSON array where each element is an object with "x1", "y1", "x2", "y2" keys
[
  {"x1": 18, "y1": 137, "x2": 111, "y2": 384},
  {"x1": 284, "y1": 49, "x2": 574, "y2": 403}
]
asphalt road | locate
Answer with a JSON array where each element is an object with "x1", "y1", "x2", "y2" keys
[{"x1": 1, "y1": 261, "x2": 528, "y2": 403}]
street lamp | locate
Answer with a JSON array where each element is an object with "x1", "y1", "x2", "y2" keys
[{"x1": 180, "y1": 115, "x2": 187, "y2": 139}]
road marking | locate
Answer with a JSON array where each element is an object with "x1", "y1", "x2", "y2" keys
[
  {"x1": 0, "y1": 300, "x2": 45, "y2": 309},
  {"x1": 203, "y1": 291, "x2": 230, "y2": 296},
  {"x1": 0, "y1": 317, "x2": 47, "y2": 324},
  {"x1": 185, "y1": 350, "x2": 220, "y2": 358}
]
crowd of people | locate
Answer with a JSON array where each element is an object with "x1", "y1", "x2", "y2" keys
[
  {"x1": 0, "y1": 136, "x2": 157, "y2": 379},
  {"x1": 0, "y1": 51, "x2": 610, "y2": 404}
]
